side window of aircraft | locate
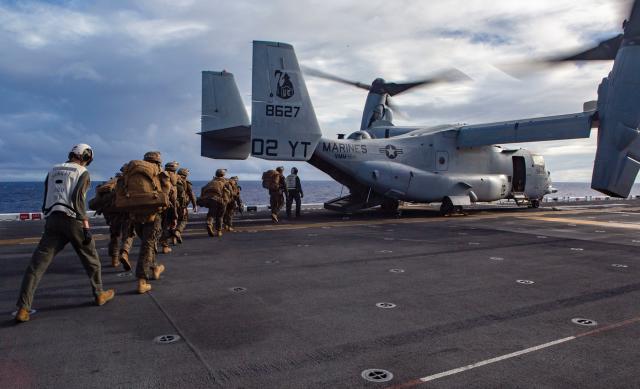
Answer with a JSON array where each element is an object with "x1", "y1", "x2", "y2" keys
[{"x1": 436, "y1": 151, "x2": 449, "y2": 171}]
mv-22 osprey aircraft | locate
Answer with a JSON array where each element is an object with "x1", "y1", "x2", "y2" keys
[{"x1": 199, "y1": 3, "x2": 640, "y2": 214}]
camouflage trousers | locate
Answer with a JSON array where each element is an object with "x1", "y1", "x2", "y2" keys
[
  {"x1": 206, "y1": 200, "x2": 225, "y2": 231},
  {"x1": 223, "y1": 202, "x2": 236, "y2": 228},
  {"x1": 17, "y1": 213, "x2": 104, "y2": 310},
  {"x1": 134, "y1": 216, "x2": 162, "y2": 280},
  {"x1": 269, "y1": 191, "x2": 284, "y2": 215},
  {"x1": 119, "y1": 219, "x2": 135, "y2": 259},
  {"x1": 176, "y1": 207, "x2": 189, "y2": 234},
  {"x1": 106, "y1": 213, "x2": 134, "y2": 259},
  {"x1": 158, "y1": 209, "x2": 177, "y2": 248}
]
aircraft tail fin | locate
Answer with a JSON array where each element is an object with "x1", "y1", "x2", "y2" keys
[
  {"x1": 591, "y1": 45, "x2": 640, "y2": 197},
  {"x1": 200, "y1": 71, "x2": 251, "y2": 160},
  {"x1": 251, "y1": 41, "x2": 322, "y2": 161}
]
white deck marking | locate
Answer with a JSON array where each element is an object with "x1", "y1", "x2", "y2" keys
[
  {"x1": 418, "y1": 337, "x2": 575, "y2": 383},
  {"x1": 387, "y1": 316, "x2": 640, "y2": 389}
]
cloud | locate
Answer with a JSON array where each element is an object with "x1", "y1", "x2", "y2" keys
[{"x1": 0, "y1": 0, "x2": 636, "y2": 187}]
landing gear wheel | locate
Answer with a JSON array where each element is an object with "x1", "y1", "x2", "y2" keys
[
  {"x1": 530, "y1": 199, "x2": 540, "y2": 209},
  {"x1": 440, "y1": 197, "x2": 454, "y2": 216},
  {"x1": 381, "y1": 199, "x2": 400, "y2": 215}
]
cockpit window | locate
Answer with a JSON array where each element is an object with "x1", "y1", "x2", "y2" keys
[{"x1": 532, "y1": 155, "x2": 545, "y2": 166}]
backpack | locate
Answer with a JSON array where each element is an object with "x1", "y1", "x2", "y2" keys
[
  {"x1": 176, "y1": 177, "x2": 188, "y2": 208},
  {"x1": 261, "y1": 170, "x2": 280, "y2": 191},
  {"x1": 114, "y1": 160, "x2": 169, "y2": 215},
  {"x1": 88, "y1": 177, "x2": 118, "y2": 215},
  {"x1": 197, "y1": 178, "x2": 227, "y2": 208}
]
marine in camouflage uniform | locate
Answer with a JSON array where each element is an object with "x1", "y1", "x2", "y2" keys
[
  {"x1": 175, "y1": 168, "x2": 197, "y2": 243},
  {"x1": 102, "y1": 173, "x2": 125, "y2": 268},
  {"x1": 223, "y1": 176, "x2": 243, "y2": 232},
  {"x1": 201, "y1": 169, "x2": 229, "y2": 237},
  {"x1": 269, "y1": 166, "x2": 286, "y2": 223},
  {"x1": 130, "y1": 151, "x2": 169, "y2": 294},
  {"x1": 118, "y1": 218, "x2": 135, "y2": 271},
  {"x1": 159, "y1": 161, "x2": 179, "y2": 254}
]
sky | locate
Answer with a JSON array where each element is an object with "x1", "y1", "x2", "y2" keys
[{"x1": 0, "y1": 0, "x2": 635, "y2": 183}]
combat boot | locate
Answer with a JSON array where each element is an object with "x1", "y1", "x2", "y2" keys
[
  {"x1": 15, "y1": 307, "x2": 30, "y2": 323},
  {"x1": 120, "y1": 251, "x2": 132, "y2": 272},
  {"x1": 227, "y1": 227, "x2": 235, "y2": 232},
  {"x1": 95, "y1": 289, "x2": 115, "y2": 306},
  {"x1": 206, "y1": 224, "x2": 215, "y2": 237},
  {"x1": 271, "y1": 213, "x2": 279, "y2": 223},
  {"x1": 111, "y1": 256, "x2": 120, "y2": 268},
  {"x1": 153, "y1": 264, "x2": 166, "y2": 280},
  {"x1": 137, "y1": 279, "x2": 152, "y2": 294},
  {"x1": 161, "y1": 245, "x2": 172, "y2": 254},
  {"x1": 175, "y1": 231, "x2": 182, "y2": 244}
]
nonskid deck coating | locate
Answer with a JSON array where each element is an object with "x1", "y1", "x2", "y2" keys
[{"x1": 1, "y1": 201, "x2": 639, "y2": 388}]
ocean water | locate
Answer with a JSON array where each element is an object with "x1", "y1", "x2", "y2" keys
[
  {"x1": 0, "y1": 180, "x2": 346, "y2": 214},
  {"x1": 0, "y1": 181, "x2": 638, "y2": 214}
]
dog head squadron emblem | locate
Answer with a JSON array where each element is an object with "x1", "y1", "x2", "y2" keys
[{"x1": 274, "y1": 70, "x2": 294, "y2": 99}]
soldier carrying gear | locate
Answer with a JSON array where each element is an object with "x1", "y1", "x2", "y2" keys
[
  {"x1": 285, "y1": 167, "x2": 304, "y2": 218},
  {"x1": 90, "y1": 171, "x2": 125, "y2": 268},
  {"x1": 175, "y1": 167, "x2": 197, "y2": 243},
  {"x1": 159, "y1": 161, "x2": 180, "y2": 254},
  {"x1": 269, "y1": 166, "x2": 286, "y2": 223},
  {"x1": 116, "y1": 151, "x2": 169, "y2": 294},
  {"x1": 14, "y1": 144, "x2": 115, "y2": 323},
  {"x1": 198, "y1": 168, "x2": 229, "y2": 237},
  {"x1": 223, "y1": 176, "x2": 243, "y2": 232}
]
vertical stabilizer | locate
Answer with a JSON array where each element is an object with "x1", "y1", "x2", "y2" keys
[
  {"x1": 251, "y1": 41, "x2": 322, "y2": 161},
  {"x1": 200, "y1": 71, "x2": 251, "y2": 160}
]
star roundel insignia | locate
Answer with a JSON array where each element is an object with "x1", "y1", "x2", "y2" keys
[{"x1": 379, "y1": 144, "x2": 404, "y2": 159}]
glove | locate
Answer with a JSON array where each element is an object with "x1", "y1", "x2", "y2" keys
[
  {"x1": 301, "y1": 192, "x2": 304, "y2": 198},
  {"x1": 193, "y1": 205, "x2": 198, "y2": 213},
  {"x1": 82, "y1": 228, "x2": 92, "y2": 245}
]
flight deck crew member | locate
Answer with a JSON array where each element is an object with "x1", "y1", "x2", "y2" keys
[
  {"x1": 285, "y1": 167, "x2": 303, "y2": 218},
  {"x1": 14, "y1": 144, "x2": 115, "y2": 323}
]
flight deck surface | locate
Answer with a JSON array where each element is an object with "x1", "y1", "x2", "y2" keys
[{"x1": 1, "y1": 201, "x2": 639, "y2": 388}]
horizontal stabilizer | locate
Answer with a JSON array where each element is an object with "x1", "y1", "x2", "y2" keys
[
  {"x1": 200, "y1": 71, "x2": 251, "y2": 160},
  {"x1": 457, "y1": 111, "x2": 595, "y2": 147}
]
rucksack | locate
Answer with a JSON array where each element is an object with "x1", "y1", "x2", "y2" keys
[
  {"x1": 88, "y1": 177, "x2": 118, "y2": 215},
  {"x1": 114, "y1": 160, "x2": 169, "y2": 215},
  {"x1": 176, "y1": 177, "x2": 188, "y2": 208},
  {"x1": 197, "y1": 178, "x2": 227, "y2": 208},
  {"x1": 261, "y1": 170, "x2": 280, "y2": 191}
]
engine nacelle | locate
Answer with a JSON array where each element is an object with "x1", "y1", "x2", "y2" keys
[{"x1": 591, "y1": 43, "x2": 640, "y2": 197}]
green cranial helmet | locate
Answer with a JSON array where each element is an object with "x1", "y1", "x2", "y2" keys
[
  {"x1": 177, "y1": 168, "x2": 189, "y2": 177},
  {"x1": 215, "y1": 168, "x2": 227, "y2": 178}
]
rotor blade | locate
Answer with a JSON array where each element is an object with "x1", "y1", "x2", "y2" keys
[
  {"x1": 301, "y1": 66, "x2": 371, "y2": 91},
  {"x1": 383, "y1": 68, "x2": 471, "y2": 96},
  {"x1": 385, "y1": 96, "x2": 407, "y2": 119},
  {"x1": 548, "y1": 34, "x2": 623, "y2": 62}
]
